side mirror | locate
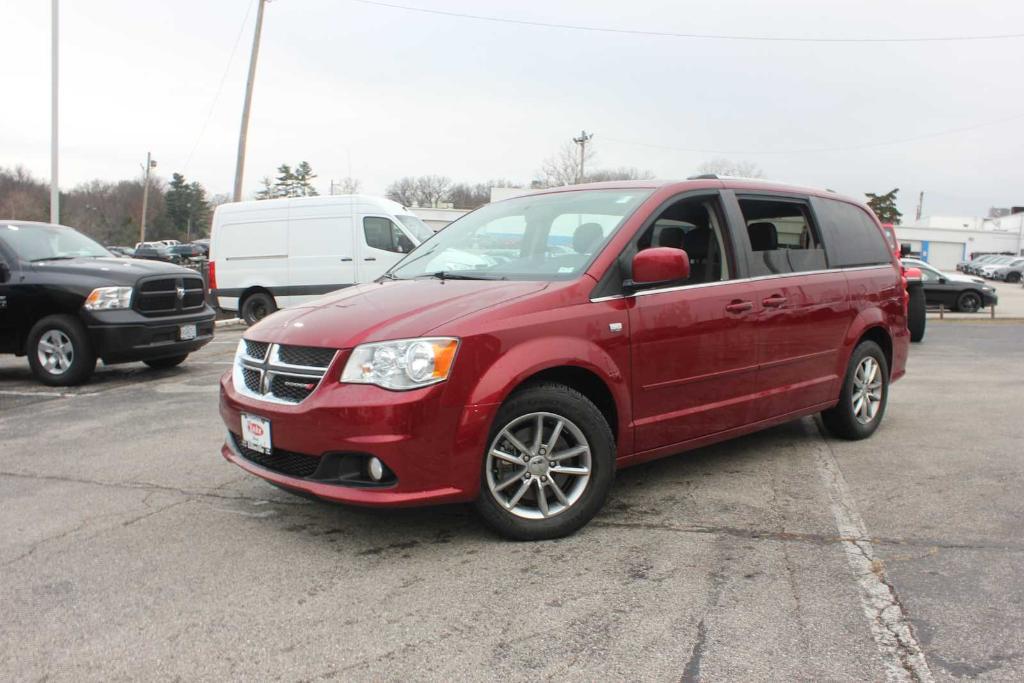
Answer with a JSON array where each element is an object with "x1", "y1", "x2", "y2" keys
[
  {"x1": 938, "y1": 277, "x2": 947, "y2": 284},
  {"x1": 900, "y1": 243, "x2": 911, "y2": 257},
  {"x1": 629, "y1": 247, "x2": 690, "y2": 287}
]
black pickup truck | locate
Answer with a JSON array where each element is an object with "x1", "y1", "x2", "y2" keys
[{"x1": 0, "y1": 221, "x2": 216, "y2": 385}]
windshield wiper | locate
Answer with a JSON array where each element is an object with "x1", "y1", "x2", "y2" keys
[
  {"x1": 378, "y1": 271, "x2": 401, "y2": 281},
  {"x1": 30, "y1": 256, "x2": 78, "y2": 262},
  {"x1": 420, "y1": 271, "x2": 507, "y2": 281}
]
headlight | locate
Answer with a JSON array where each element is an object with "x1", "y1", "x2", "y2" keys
[
  {"x1": 341, "y1": 337, "x2": 459, "y2": 390},
  {"x1": 83, "y1": 286, "x2": 133, "y2": 310}
]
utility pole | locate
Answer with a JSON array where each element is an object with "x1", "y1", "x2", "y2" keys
[
  {"x1": 915, "y1": 191, "x2": 924, "y2": 222},
  {"x1": 139, "y1": 153, "x2": 156, "y2": 243},
  {"x1": 233, "y1": 0, "x2": 268, "y2": 202},
  {"x1": 572, "y1": 130, "x2": 593, "y2": 184},
  {"x1": 50, "y1": 0, "x2": 59, "y2": 224}
]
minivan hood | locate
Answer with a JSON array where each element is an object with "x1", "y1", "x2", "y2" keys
[
  {"x1": 247, "y1": 279, "x2": 549, "y2": 348},
  {"x1": 29, "y1": 256, "x2": 194, "y2": 285}
]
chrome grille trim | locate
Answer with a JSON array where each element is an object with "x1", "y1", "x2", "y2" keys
[{"x1": 233, "y1": 341, "x2": 337, "y2": 405}]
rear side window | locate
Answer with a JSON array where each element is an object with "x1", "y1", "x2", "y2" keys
[
  {"x1": 737, "y1": 198, "x2": 827, "y2": 276},
  {"x1": 812, "y1": 198, "x2": 893, "y2": 268},
  {"x1": 363, "y1": 217, "x2": 415, "y2": 254}
]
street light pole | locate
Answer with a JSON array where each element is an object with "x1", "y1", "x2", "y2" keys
[
  {"x1": 233, "y1": 0, "x2": 268, "y2": 202},
  {"x1": 140, "y1": 153, "x2": 156, "y2": 244},
  {"x1": 50, "y1": 0, "x2": 59, "y2": 224}
]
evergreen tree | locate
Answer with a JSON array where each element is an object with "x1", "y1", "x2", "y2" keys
[
  {"x1": 865, "y1": 188, "x2": 902, "y2": 225},
  {"x1": 272, "y1": 164, "x2": 295, "y2": 198},
  {"x1": 293, "y1": 161, "x2": 318, "y2": 197}
]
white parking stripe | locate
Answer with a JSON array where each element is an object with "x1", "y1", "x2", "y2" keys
[{"x1": 813, "y1": 428, "x2": 934, "y2": 683}]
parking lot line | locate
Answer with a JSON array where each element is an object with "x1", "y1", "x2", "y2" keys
[{"x1": 813, "y1": 427, "x2": 934, "y2": 683}]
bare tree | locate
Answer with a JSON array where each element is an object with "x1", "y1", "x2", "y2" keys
[
  {"x1": 0, "y1": 166, "x2": 49, "y2": 221},
  {"x1": 696, "y1": 158, "x2": 765, "y2": 178},
  {"x1": 385, "y1": 177, "x2": 418, "y2": 206},
  {"x1": 585, "y1": 167, "x2": 655, "y2": 182},
  {"x1": 414, "y1": 175, "x2": 452, "y2": 207},
  {"x1": 332, "y1": 177, "x2": 361, "y2": 195},
  {"x1": 538, "y1": 141, "x2": 594, "y2": 188}
]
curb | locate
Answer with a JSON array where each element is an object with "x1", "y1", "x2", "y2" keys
[{"x1": 215, "y1": 318, "x2": 244, "y2": 328}]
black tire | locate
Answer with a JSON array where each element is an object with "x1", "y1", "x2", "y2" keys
[
  {"x1": 908, "y1": 285, "x2": 926, "y2": 343},
  {"x1": 956, "y1": 290, "x2": 982, "y2": 313},
  {"x1": 143, "y1": 354, "x2": 188, "y2": 369},
  {"x1": 241, "y1": 292, "x2": 277, "y2": 326},
  {"x1": 474, "y1": 383, "x2": 615, "y2": 541},
  {"x1": 1007, "y1": 272, "x2": 1021, "y2": 284},
  {"x1": 821, "y1": 340, "x2": 889, "y2": 441},
  {"x1": 26, "y1": 314, "x2": 97, "y2": 386}
]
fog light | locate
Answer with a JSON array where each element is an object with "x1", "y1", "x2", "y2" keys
[{"x1": 368, "y1": 457, "x2": 385, "y2": 482}]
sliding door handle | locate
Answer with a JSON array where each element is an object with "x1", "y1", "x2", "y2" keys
[
  {"x1": 762, "y1": 295, "x2": 787, "y2": 308},
  {"x1": 340, "y1": 257, "x2": 352, "y2": 262},
  {"x1": 725, "y1": 300, "x2": 753, "y2": 314},
  {"x1": 364, "y1": 257, "x2": 377, "y2": 262}
]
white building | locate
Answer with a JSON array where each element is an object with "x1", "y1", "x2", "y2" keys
[{"x1": 895, "y1": 212, "x2": 1023, "y2": 269}]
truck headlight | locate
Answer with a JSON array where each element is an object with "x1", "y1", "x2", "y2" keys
[
  {"x1": 341, "y1": 337, "x2": 459, "y2": 390},
  {"x1": 83, "y1": 286, "x2": 133, "y2": 310}
]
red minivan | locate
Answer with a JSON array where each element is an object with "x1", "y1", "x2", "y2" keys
[{"x1": 219, "y1": 178, "x2": 909, "y2": 540}]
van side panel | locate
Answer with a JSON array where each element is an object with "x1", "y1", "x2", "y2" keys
[
  {"x1": 211, "y1": 203, "x2": 290, "y2": 312},
  {"x1": 286, "y1": 208, "x2": 356, "y2": 307}
]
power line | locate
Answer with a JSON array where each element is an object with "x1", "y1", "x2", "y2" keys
[
  {"x1": 348, "y1": 0, "x2": 1024, "y2": 44},
  {"x1": 602, "y1": 111, "x2": 1024, "y2": 156},
  {"x1": 182, "y1": 0, "x2": 256, "y2": 174}
]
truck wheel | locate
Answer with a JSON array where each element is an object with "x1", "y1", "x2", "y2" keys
[
  {"x1": 821, "y1": 341, "x2": 889, "y2": 441},
  {"x1": 144, "y1": 354, "x2": 188, "y2": 369},
  {"x1": 908, "y1": 285, "x2": 926, "y2": 342},
  {"x1": 474, "y1": 383, "x2": 615, "y2": 541},
  {"x1": 241, "y1": 292, "x2": 276, "y2": 326},
  {"x1": 956, "y1": 291, "x2": 982, "y2": 313},
  {"x1": 26, "y1": 315, "x2": 97, "y2": 386}
]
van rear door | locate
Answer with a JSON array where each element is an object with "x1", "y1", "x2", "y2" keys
[{"x1": 287, "y1": 204, "x2": 356, "y2": 306}]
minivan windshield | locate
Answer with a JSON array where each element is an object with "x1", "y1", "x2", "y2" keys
[
  {"x1": 389, "y1": 189, "x2": 652, "y2": 281},
  {"x1": 2, "y1": 223, "x2": 110, "y2": 261},
  {"x1": 395, "y1": 214, "x2": 434, "y2": 242}
]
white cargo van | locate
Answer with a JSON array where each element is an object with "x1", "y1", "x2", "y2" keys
[{"x1": 209, "y1": 195, "x2": 433, "y2": 324}]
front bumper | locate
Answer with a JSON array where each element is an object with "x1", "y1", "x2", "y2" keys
[
  {"x1": 982, "y1": 291, "x2": 999, "y2": 307},
  {"x1": 218, "y1": 371, "x2": 498, "y2": 507},
  {"x1": 84, "y1": 305, "x2": 216, "y2": 363}
]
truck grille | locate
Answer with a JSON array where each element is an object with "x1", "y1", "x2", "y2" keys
[
  {"x1": 230, "y1": 433, "x2": 320, "y2": 478},
  {"x1": 135, "y1": 275, "x2": 206, "y2": 316},
  {"x1": 233, "y1": 340, "x2": 337, "y2": 405}
]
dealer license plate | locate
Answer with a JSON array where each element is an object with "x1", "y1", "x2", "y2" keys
[
  {"x1": 179, "y1": 323, "x2": 197, "y2": 341},
  {"x1": 241, "y1": 413, "x2": 272, "y2": 454}
]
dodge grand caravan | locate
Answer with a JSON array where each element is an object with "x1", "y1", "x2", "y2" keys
[{"x1": 219, "y1": 178, "x2": 909, "y2": 540}]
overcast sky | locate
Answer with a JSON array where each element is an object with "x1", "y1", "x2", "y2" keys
[{"x1": 3, "y1": 0, "x2": 1023, "y2": 218}]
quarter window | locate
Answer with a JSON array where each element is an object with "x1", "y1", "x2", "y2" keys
[
  {"x1": 737, "y1": 198, "x2": 827, "y2": 276},
  {"x1": 812, "y1": 198, "x2": 893, "y2": 268},
  {"x1": 363, "y1": 217, "x2": 415, "y2": 254}
]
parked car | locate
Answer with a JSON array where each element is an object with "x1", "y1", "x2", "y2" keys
[
  {"x1": 218, "y1": 178, "x2": 911, "y2": 540},
  {"x1": 988, "y1": 257, "x2": 1024, "y2": 283},
  {"x1": 190, "y1": 239, "x2": 210, "y2": 257},
  {"x1": 964, "y1": 254, "x2": 1006, "y2": 275},
  {"x1": 106, "y1": 246, "x2": 135, "y2": 257},
  {"x1": 978, "y1": 255, "x2": 1016, "y2": 279},
  {"x1": 0, "y1": 221, "x2": 216, "y2": 385},
  {"x1": 210, "y1": 195, "x2": 434, "y2": 325},
  {"x1": 169, "y1": 243, "x2": 206, "y2": 261},
  {"x1": 901, "y1": 257, "x2": 998, "y2": 312},
  {"x1": 133, "y1": 242, "x2": 179, "y2": 263}
]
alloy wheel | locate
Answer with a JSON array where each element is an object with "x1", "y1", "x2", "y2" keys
[
  {"x1": 852, "y1": 356, "x2": 883, "y2": 425},
  {"x1": 485, "y1": 412, "x2": 592, "y2": 520},
  {"x1": 36, "y1": 330, "x2": 74, "y2": 375}
]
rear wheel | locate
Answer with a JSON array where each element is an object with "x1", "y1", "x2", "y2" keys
[
  {"x1": 241, "y1": 292, "x2": 277, "y2": 326},
  {"x1": 143, "y1": 354, "x2": 188, "y2": 369},
  {"x1": 26, "y1": 315, "x2": 97, "y2": 386},
  {"x1": 474, "y1": 383, "x2": 615, "y2": 541},
  {"x1": 1007, "y1": 272, "x2": 1021, "y2": 284},
  {"x1": 821, "y1": 340, "x2": 889, "y2": 440},
  {"x1": 956, "y1": 291, "x2": 982, "y2": 313}
]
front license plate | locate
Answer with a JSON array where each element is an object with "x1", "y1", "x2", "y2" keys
[
  {"x1": 179, "y1": 323, "x2": 197, "y2": 341},
  {"x1": 241, "y1": 413, "x2": 272, "y2": 454}
]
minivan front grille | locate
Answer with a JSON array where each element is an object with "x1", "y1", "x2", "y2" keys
[
  {"x1": 230, "y1": 432, "x2": 321, "y2": 478},
  {"x1": 135, "y1": 276, "x2": 206, "y2": 316},
  {"x1": 233, "y1": 341, "x2": 337, "y2": 405}
]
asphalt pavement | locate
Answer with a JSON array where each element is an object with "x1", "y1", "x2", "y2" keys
[{"x1": 1, "y1": 323, "x2": 1021, "y2": 681}]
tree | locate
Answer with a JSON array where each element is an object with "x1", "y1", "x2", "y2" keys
[
  {"x1": 538, "y1": 141, "x2": 594, "y2": 187},
  {"x1": 292, "y1": 161, "x2": 318, "y2": 197},
  {"x1": 254, "y1": 176, "x2": 276, "y2": 200},
  {"x1": 865, "y1": 188, "x2": 902, "y2": 225},
  {"x1": 273, "y1": 164, "x2": 295, "y2": 198},
  {"x1": 384, "y1": 175, "x2": 452, "y2": 207},
  {"x1": 696, "y1": 158, "x2": 764, "y2": 178},
  {"x1": 584, "y1": 167, "x2": 655, "y2": 182},
  {"x1": 331, "y1": 177, "x2": 361, "y2": 195},
  {"x1": 0, "y1": 166, "x2": 49, "y2": 221},
  {"x1": 163, "y1": 173, "x2": 211, "y2": 238},
  {"x1": 385, "y1": 177, "x2": 418, "y2": 206}
]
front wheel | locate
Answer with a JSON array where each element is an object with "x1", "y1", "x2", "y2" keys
[
  {"x1": 957, "y1": 291, "x2": 982, "y2": 313},
  {"x1": 26, "y1": 315, "x2": 97, "y2": 386},
  {"x1": 821, "y1": 340, "x2": 889, "y2": 440},
  {"x1": 474, "y1": 383, "x2": 615, "y2": 541},
  {"x1": 1007, "y1": 272, "x2": 1021, "y2": 284},
  {"x1": 144, "y1": 354, "x2": 188, "y2": 369}
]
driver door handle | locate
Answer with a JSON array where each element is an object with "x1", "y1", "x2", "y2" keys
[
  {"x1": 763, "y1": 295, "x2": 787, "y2": 308},
  {"x1": 364, "y1": 257, "x2": 376, "y2": 262},
  {"x1": 340, "y1": 257, "x2": 352, "y2": 262}
]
